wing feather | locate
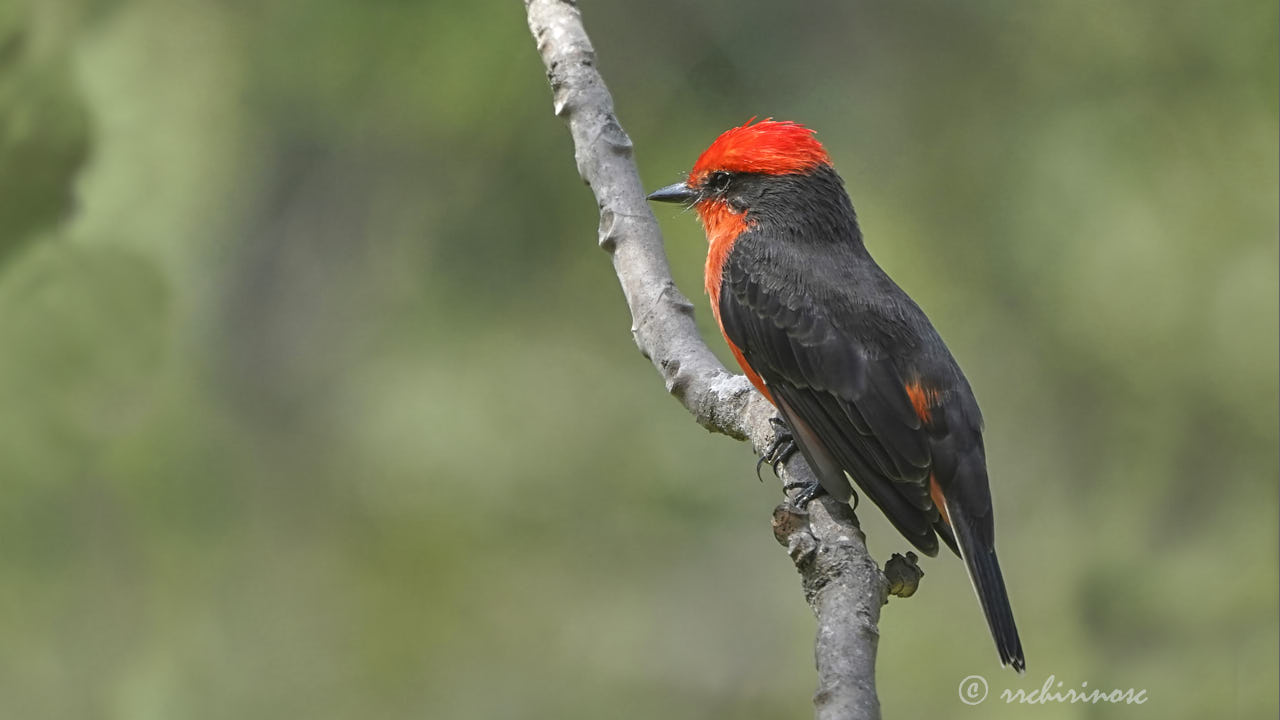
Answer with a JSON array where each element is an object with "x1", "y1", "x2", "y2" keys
[{"x1": 718, "y1": 244, "x2": 957, "y2": 555}]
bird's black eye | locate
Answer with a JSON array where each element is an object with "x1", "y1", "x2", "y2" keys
[{"x1": 706, "y1": 171, "x2": 732, "y2": 193}]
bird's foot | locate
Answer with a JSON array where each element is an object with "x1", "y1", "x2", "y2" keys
[
  {"x1": 783, "y1": 476, "x2": 825, "y2": 508},
  {"x1": 756, "y1": 417, "x2": 798, "y2": 482}
]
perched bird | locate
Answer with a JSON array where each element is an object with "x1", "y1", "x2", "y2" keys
[{"x1": 647, "y1": 119, "x2": 1025, "y2": 672}]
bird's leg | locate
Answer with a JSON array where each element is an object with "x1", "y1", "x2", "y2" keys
[
  {"x1": 756, "y1": 417, "x2": 799, "y2": 481},
  {"x1": 763, "y1": 416, "x2": 825, "y2": 507}
]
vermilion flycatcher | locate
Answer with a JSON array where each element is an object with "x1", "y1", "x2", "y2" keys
[{"x1": 648, "y1": 119, "x2": 1025, "y2": 671}]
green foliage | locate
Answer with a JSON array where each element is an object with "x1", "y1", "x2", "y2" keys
[
  {"x1": 0, "y1": 4, "x2": 90, "y2": 263},
  {"x1": 0, "y1": 0, "x2": 1275, "y2": 718}
]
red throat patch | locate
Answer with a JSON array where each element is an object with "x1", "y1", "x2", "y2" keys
[
  {"x1": 699, "y1": 199, "x2": 751, "y2": 314},
  {"x1": 697, "y1": 199, "x2": 766, "y2": 400}
]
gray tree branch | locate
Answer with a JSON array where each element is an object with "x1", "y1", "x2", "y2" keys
[{"x1": 524, "y1": 2, "x2": 889, "y2": 717}]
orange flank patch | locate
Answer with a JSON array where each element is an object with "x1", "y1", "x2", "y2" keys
[
  {"x1": 904, "y1": 380, "x2": 940, "y2": 424},
  {"x1": 726, "y1": 337, "x2": 773, "y2": 405},
  {"x1": 929, "y1": 473, "x2": 951, "y2": 526}
]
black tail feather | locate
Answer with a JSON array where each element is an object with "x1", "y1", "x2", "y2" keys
[{"x1": 950, "y1": 507, "x2": 1026, "y2": 673}]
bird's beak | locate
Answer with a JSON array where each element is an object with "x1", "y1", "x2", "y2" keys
[{"x1": 647, "y1": 181, "x2": 694, "y2": 203}]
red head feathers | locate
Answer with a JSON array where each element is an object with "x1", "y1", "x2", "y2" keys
[{"x1": 689, "y1": 118, "x2": 832, "y2": 180}]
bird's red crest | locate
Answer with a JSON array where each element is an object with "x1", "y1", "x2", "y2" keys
[{"x1": 690, "y1": 118, "x2": 831, "y2": 179}]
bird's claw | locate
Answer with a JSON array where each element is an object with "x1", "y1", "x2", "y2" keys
[
  {"x1": 756, "y1": 417, "x2": 798, "y2": 482},
  {"x1": 783, "y1": 477, "x2": 825, "y2": 507}
]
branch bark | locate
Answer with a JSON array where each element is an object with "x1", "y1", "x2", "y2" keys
[{"x1": 524, "y1": 2, "x2": 889, "y2": 717}]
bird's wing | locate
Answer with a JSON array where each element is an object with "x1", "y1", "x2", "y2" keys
[{"x1": 718, "y1": 248, "x2": 964, "y2": 557}]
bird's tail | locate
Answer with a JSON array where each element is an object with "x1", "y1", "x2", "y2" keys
[{"x1": 948, "y1": 504, "x2": 1026, "y2": 673}]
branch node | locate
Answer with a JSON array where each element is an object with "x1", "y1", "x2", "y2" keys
[
  {"x1": 884, "y1": 552, "x2": 924, "y2": 599},
  {"x1": 598, "y1": 208, "x2": 619, "y2": 251},
  {"x1": 789, "y1": 532, "x2": 819, "y2": 564},
  {"x1": 772, "y1": 502, "x2": 810, "y2": 546}
]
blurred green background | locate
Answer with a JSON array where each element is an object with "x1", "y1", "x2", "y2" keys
[{"x1": 1, "y1": 0, "x2": 1276, "y2": 718}]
